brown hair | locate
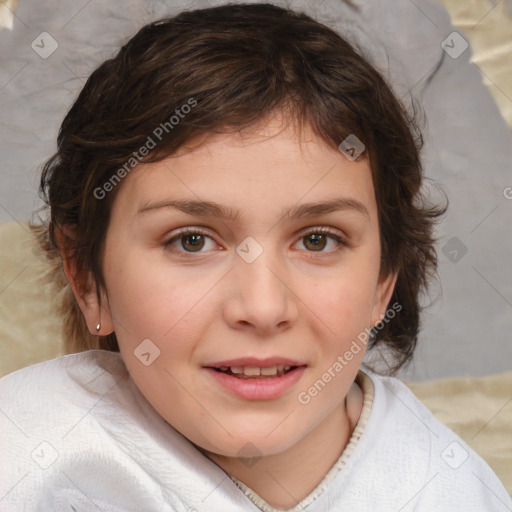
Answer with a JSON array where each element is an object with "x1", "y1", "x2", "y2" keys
[{"x1": 30, "y1": 2, "x2": 445, "y2": 375}]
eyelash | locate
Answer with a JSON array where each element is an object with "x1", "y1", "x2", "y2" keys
[{"x1": 163, "y1": 226, "x2": 348, "y2": 255}]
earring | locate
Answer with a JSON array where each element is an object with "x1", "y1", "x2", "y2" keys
[{"x1": 96, "y1": 323, "x2": 101, "y2": 333}]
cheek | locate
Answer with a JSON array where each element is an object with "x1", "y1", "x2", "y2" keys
[
  {"x1": 103, "y1": 247, "x2": 198, "y2": 341},
  {"x1": 306, "y1": 256, "x2": 380, "y2": 337}
]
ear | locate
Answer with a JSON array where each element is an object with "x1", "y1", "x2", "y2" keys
[
  {"x1": 55, "y1": 225, "x2": 115, "y2": 336},
  {"x1": 369, "y1": 271, "x2": 398, "y2": 328}
]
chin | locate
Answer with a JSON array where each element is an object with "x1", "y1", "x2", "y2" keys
[{"x1": 192, "y1": 429, "x2": 302, "y2": 461}]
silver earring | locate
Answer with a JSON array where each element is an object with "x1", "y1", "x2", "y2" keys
[{"x1": 96, "y1": 323, "x2": 101, "y2": 333}]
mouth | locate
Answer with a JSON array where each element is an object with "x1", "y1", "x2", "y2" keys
[
  {"x1": 203, "y1": 358, "x2": 307, "y2": 400},
  {"x1": 204, "y1": 356, "x2": 306, "y2": 379},
  {"x1": 211, "y1": 365, "x2": 300, "y2": 379}
]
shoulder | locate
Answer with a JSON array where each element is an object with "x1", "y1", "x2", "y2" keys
[
  {"x1": 0, "y1": 350, "x2": 129, "y2": 423},
  {"x1": 0, "y1": 351, "x2": 236, "y2": 511},
  {"x1": 356, "y1": 369, "x2": 512, "y2": 511},
  {"x1": 0, "y1": 351, "x2": 147, "y2": 509},
  {"x1": 0, "y1": 349, "x2": 126, "y2": 388},
  {"x1": 0, "y1": 350, "x2": 132, "y2": 459},
  {"x1": 0, "y1": 349, "x2": 127, "y2": 386},
  {"x1": 0, "y1": 350, "x2": 129, "y2": 417}
]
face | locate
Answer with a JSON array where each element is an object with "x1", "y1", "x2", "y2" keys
[{"x1": 71, "y1": 116, "x2": 395, "y2": 460}]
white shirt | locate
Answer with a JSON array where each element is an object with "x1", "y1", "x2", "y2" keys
[{"x1": 0, "y1": 350, "x2": 510, "y2": 511}]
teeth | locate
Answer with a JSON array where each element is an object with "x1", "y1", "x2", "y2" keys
[
  {"x1": 217, "y1": 365, "x2": 295, "y2": 377},
  {"x1": 243, "y1": 366, "x2": 261, "y2": 376},
  {"x1": 260, "y1": 366, "x2": 278, "y2": 376}
]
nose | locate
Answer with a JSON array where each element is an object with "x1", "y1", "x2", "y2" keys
[{"x1": 222, "y1": 247, "x2": 299, "y2": 336}]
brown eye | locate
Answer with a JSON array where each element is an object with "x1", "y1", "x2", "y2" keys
[
  {"x1": 303, "y1": 233, "x2": 327, "y2": 251},
  {"x1": 181, "y1": 233, "x2": 205, "y2": 252},
  {"x1": 295, "y1": 229, "x2": 346, "y2": 253},
  {"x1": 164, "y1": 229, "x2": 216, "y2": 253}
]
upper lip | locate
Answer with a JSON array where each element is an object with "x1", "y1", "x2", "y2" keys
[{"x1": 204, "y1": 357, "x2": 306, "y2": 368}]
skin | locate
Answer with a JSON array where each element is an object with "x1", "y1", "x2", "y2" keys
[{"x1": 59, "y1": 114, "x2": 397, "y2": 509}]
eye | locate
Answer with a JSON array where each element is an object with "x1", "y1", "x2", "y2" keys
[
  {"x1": 295, "y1": 228, "x2": 346, "y2": 253},
  {"x1": 163, "y1": 228, "x2": 218, "y2": 253}
]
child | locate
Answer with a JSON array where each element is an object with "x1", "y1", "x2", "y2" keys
[{"x1": 1, "y1": 3, "x2": 510, "y2": 511}]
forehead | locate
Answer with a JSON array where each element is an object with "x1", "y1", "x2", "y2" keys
[{"x1": 111, "y1": 116, "x2": 376, "y2": 223}]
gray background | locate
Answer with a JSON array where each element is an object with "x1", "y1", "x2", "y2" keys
[{"x1": 0, "y1": 0, "x2": 511, "y2": 381}]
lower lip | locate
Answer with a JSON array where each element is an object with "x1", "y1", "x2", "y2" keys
[{"x1": 204, "y1": 367, "x2": 307, "y2": 400}]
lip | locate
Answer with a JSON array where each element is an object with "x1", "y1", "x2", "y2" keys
[
  {"x1": 204, "y1": 357, "x2": 305, "y2": 368},
  {"x1": 204, "y1": 366, "x2": 307, "y2": 400}
]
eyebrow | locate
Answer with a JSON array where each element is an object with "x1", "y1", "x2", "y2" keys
[{"x1": 137, "y1": 197, "x2": 369, "y2": 221}]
